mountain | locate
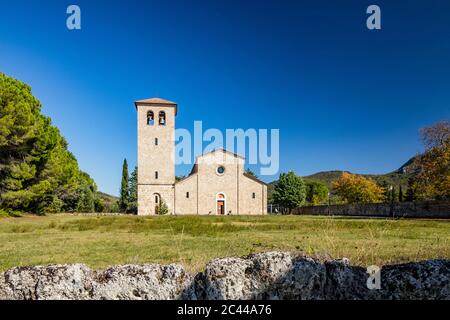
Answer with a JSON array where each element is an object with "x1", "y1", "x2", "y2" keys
[{"x1": 268, "y1": 156, "x2": 418, "y2": 198}]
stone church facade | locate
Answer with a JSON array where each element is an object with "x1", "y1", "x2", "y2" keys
[{"x1": 135, "y1": 98, "x2": 267, "y2": 216}]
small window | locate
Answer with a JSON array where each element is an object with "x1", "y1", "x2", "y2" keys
[
  {"x1": 155, "y1": 171, "x2": 159, "y2": 179},
  {"x1": 252, "y1": 193, "x2": 256, "y2": 199},
  {"x1": 147, "y1": 111, "x2": 154, "y2": 126},
  {"x1": 159, "y1": 111, "x2": 166, "y2": 126},
  {"x1": 155, "y1": 138, "x2": 159, "y2": 146},
  {"x1": 186, "y1": 192, "x2": 190, "y2": 199},
  {"x1": 216, "y1": 166, "x2": 225, "y2": 175},
  {"x1": 155, "y1": 195, "x2": 159, "y2": 204}
]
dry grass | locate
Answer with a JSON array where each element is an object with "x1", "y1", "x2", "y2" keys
[{"x1": 0, "y1": 214, "x2": 448, "y2": 272}]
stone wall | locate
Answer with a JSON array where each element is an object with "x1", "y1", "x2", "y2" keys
[
  {"x1": 292, "y1": 201, "x2": 450, "y2": 218},
  {"x1": 1, "y1": 252, "x2": 449, "y2": 300}
]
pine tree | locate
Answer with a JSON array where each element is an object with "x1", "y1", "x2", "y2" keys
[
  {"x1": 0, "y1": 72, "x2": 99, "y2": 215},
  {"x1": 119, "y1": 159, "x2": 129, "y2": 212}
]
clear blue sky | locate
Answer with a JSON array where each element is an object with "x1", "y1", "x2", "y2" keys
[{"x1": 1, "y1": 0, "x2": 449, "y2": 195}]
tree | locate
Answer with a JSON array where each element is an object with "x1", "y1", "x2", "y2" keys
[
  {"x1": 127, "y1": 166, "x2": 138, "y2": 214},
  {"x1": 245, "y1": 168, "x2": 257, "y2": 178},
  {"x1": 405, "y1": 177, "x2": 418, "y2": 202},
  {"x1": 272, "y1": 171, "x2": 306, "y2": 214},
  {"x1": 94, "y1": 198, "x2": 105, "y2": 213},
  {"x1": 379, "y1": 180, "x2": 391, "y2": 203},
  {"x1": 332, "y1": 172, "x2": 384, "y2": 204},
  {"x1": 399, "y1": 186, "x2": 404, "y2": 202},
  {"x1": 119, "y1": 159, "x2": 129, "y2": 212},
  {"x1": 305, "y1": 180, "x2": 329, "y2": 205},
  {"x1": 0, "y1": 72, "x2": 99, "y2": 215},
  {"x1": 75, "y1": 172, "x2": 96, "y2": 212},
  {"x1": 412, "y1": 121, "x2": 450, "y2": 200},
  {"x1": 391, "y1": 186, "x2": 398, "y2": 203},
  {"x1": 156, "y1": 199, "x2": 169, "y2": 215}
]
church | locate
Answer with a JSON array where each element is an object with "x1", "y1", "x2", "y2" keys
[{"x1": 135, "y1": 98, "x2": 268, "y2": 216}]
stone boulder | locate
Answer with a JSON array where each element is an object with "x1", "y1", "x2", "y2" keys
[{"x1": 0, "y1": 252, "x2": 449, "y2": 300}]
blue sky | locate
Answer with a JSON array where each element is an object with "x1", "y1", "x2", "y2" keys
[{"x1": 1, "y1": 0, "x2": 449, "y2": 195}]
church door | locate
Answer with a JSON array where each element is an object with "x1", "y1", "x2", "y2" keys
[{"x1": 217, "y1": 200, "x2": 225, "y2": 215}]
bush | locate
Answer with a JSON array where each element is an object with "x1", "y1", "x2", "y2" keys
[
  {"x1": 94, "y1": 198, "x2": 105, "y2": 213},
  {"x1": 156, "y1": 200, "x2": 169, "y2": 215}
]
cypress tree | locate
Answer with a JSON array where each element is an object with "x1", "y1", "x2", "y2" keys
[
  {"x1": 405, "y1": 178, "x2": 417, "y2": 202},
  {"x1": 119, "y1": 159, "x2": 129, "y2": 212},
  {"x1": 399, "y1": 186, "x2": 404, "y2": 202},
  {"x1": 127, "y1": 166, "x2": 138, "y2": 214},
  {"x1": 391, "y1": 187, "x2": 398, "y2": 203}
]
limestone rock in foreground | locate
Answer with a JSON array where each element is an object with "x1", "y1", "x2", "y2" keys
[
  {"x1": 0, "y1": 264, "x2": 94, "y2": 300},
  {"x1": 0, "y1": 263, "x2": 193, "y2": 300},
  {"x1": 0, "y1": 252, "x2": 449, "y2": 300},
  {"x1": 193, "y1": 252, "x2": 450, "y2": 300},
  {"x1": 93, "y1": 264, "x2": 194, "y2": 300},
  {"x1": 193, "y1": 252, "x2": 327, "y2": 300}
]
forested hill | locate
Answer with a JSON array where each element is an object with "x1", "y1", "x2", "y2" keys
[
  {"x1": 304, "y1": 156, "x2": 417, "y2": 188},
  {"x1": 268, "y1": 156, "x2": 418, "y2": 194},
  {"x1": 0, "y1": 72, "x2": 100, "y2": 215}
]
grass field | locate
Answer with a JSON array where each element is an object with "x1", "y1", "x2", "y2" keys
[{"x1": 0, "y1": 214, "x2": 449, "y2": 272}]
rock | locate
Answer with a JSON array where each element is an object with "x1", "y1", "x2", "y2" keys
[
  {"x1": 92, "y1": 264, "x2": 193, "y2": 300},
  {"x1": 0, "y1": 263, "x2": 192, "y2": 300},
  {"x1": 0, "y1": 264, "x2": 93, "y2": 300},
  {"x1": 324, "y1": 261, "x2": 380, "y2": 300},
  {"x1": 0, "y1": 252, "x2": 449, "y2": 300},
  {"x1": 194, "y1": 252, "x2": 327, "y2": 300},
  {"x1": 380, "y1": 260, "x2": 450, "y2": 300}
]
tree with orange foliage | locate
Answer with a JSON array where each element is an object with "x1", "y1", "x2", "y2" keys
[
  {"x1": 332, "y1": 172, "x2": 384, "y2": 204},
  {"x1": 413, "y1": 121, "x2": 450, "y2": 200}
]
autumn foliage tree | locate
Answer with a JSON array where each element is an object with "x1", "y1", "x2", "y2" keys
[
  {"x1": 332, "y1": 172, "x2": 384, "y2": 204},
  {"x1": 412, "y1": 121, "x2": 450, "y2": 200}
]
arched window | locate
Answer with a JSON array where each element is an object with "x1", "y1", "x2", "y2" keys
[
  {"x1": 155, "y1": 138, "x2": 159, "y2": 146},
  {"x1": 159, "y1": 111, "x2": 166, "y2": 126},
  {"x1": 155, "y1": 171, "x2": 159, "y2": 179},
  {"x1": 147, "y1": 111, "x2": 154, "y2": 126}
]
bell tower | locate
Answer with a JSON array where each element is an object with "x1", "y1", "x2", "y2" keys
[{"x1": 135, "y1": 98, "x2": 177, "y2": 215}]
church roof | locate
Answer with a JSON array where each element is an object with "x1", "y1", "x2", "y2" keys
[{"x1": 134, "y1": 98, "x2": 178, "y2": 114}]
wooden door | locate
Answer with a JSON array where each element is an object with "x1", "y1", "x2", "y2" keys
[{"x1": 217, "y1": 200, "x2": 225, "y2": 215}]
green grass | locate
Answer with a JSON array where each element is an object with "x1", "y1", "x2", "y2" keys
[{"x1": 0, "y1": 214, "x2": 448, "y2": 272}]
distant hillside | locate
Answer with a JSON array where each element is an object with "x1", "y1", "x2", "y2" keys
[
  {"x1": 268, "y1": 156, "x2": 418, "y2": 201},
  {"x1": 97, "y1": 192, "x2": 119, "y2": 211}
]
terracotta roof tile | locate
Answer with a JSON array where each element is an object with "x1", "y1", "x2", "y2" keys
[
  {"x1": 134, "y1": 97, "x2": 178, "y2": 115},
  {"x1": 135, "y1": 97, "x2": 177, "y2": 105}
]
